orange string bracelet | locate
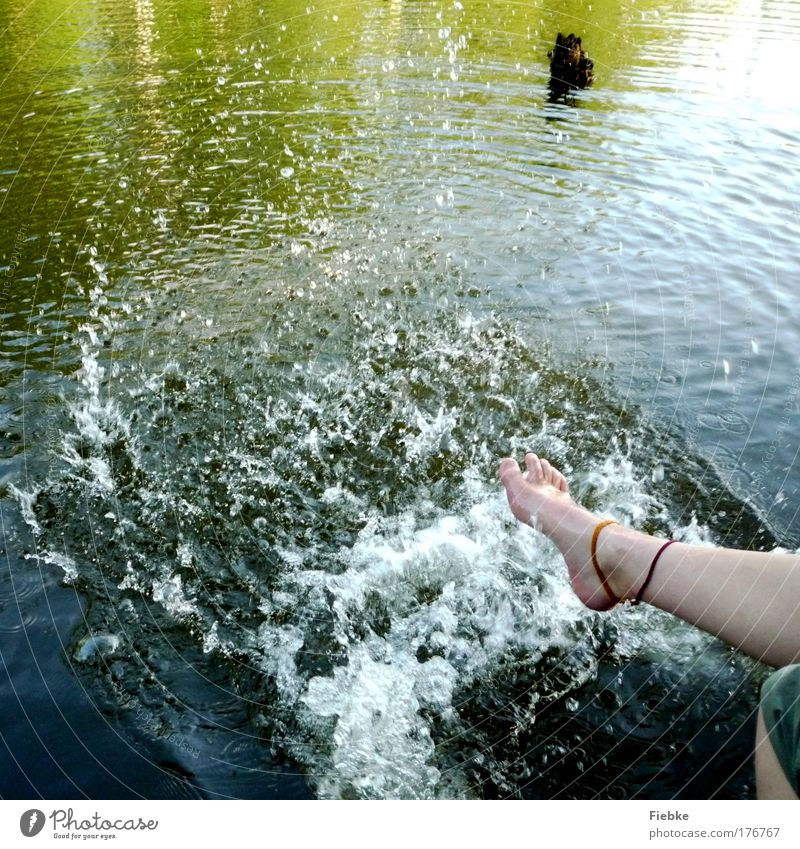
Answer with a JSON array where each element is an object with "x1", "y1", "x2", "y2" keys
[{"x1": 590, "y1": 519, "x2": 620, "y2": 606}]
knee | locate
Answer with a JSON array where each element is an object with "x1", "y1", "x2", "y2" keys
[
  {"x1": 760, "y1": 665, "x2": 800, "y2": 795},
  {"x1": 762, "y1": 665, "x2": 800, "y2": 713}
]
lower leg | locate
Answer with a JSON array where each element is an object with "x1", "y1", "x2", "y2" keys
[
  {"x1": 499, "y1": 453, "x2": 800, "y2": 667},
  {"x1": 500, "y1": 453, "x2": 800, "y2": 799},
  {"x1": 499, "y1": 452, "x2": 693, "y2": 611}
]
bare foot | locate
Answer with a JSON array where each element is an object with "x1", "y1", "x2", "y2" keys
[{"x1": 499, "y1": 453, "x2": 642, "y2": 611}]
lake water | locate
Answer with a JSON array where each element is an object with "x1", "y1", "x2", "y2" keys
[{"x1": 1, "y1": 0, "x2": 799, "y2": 799}]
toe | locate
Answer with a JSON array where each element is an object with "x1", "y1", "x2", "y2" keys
[
  {"x1": 539, "y1": 458, "x2": 552, "y2": 481},
  {"x1": 524, "y1": 452, "x2": 543, "y2": 481},
  {"x1": 498, "y1": 457, "x2": 521, "y2": 484}
]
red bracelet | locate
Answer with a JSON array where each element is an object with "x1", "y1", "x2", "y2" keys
[{"x1": 631, "y1": 539, "x2": 677, "y2": 605}]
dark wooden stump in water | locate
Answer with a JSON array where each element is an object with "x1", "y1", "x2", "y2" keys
[{"x1": 548, "y1": 32, "x2": 594, "y2": 101}]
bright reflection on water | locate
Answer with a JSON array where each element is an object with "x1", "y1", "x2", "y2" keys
[{"x1": 1, "y1": 0, "x2": 799, "y2": 798}]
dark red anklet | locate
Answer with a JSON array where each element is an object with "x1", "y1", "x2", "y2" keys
[{"x1": 631, "y1": 539, "x2": 678, "y2": 605}]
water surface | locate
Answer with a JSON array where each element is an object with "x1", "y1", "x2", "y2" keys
[{"x1": 2, "y1": 0, "x2": 799, "y2": 799}]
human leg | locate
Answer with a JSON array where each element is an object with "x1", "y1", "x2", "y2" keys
[
  {"x1": 499, "y1": 453, "x2": 800, "y2": 667},
  {"x1": 499, "y1": 453, "x2": 800, "y2": 798}
]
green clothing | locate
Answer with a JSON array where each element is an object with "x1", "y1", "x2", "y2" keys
[{"x1": 761, "y1": 665, "x2": 800, "y2": 795}]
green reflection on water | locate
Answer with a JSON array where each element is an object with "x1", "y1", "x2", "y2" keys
[{"x1": 1, "y1": 0, "x2": 704, "y2": 315}]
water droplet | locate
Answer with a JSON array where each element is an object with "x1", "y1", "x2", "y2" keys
[{"x1": 75, "y1": 633, "x2": 120, "y2": 662}]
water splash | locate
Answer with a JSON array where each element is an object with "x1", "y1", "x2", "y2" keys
[{"x1": 13, "y1": 235, "x2": 767, "y2": 798}]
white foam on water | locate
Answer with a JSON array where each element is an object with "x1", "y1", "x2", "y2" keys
[
  {"x1": 303, "y1": 640, "x2": 443, "y2": 798},
  {"x1": 256, "y1": 449, "x2": 708, "y2": 798},
  {"x1": 578, "y1": 449, "x2": 666, "y2": 526},
  {"x1": 75, "y1": 633, "x2": 121, "y2": 662},
  {"x1": 8, "y1": 483, "x2": 42, "y2": 534},
  {"x1": 403, "y1": 407, "x2": 458, "y2": 461},
  {"x1": 22, "y1": 549, "x2": 78, "y2": 582},
  {"x1": 58, "y1": 341, "x2": 138, "y2": 495},
  {"x1": 152, "y1": 573, "x2": 195, "y2": 618},
  {"x1": 21, "y1": 273, "x2": 755, "y2": 799}
]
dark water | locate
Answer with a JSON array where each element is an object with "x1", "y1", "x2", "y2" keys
[{"x1": 1, "y1": 0, "x2": 799, "y2": 799}]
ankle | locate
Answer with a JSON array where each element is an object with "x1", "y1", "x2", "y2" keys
[{"x1": 596, "y1": 524, "x2": 649, "y2": 604}]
